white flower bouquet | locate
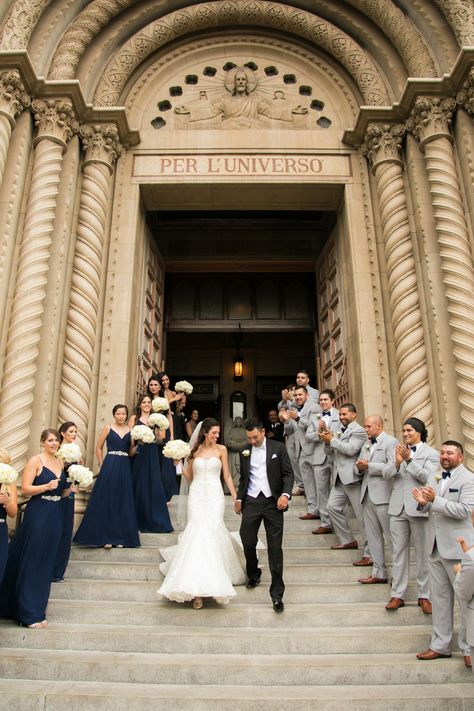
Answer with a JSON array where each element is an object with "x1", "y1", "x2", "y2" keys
[
  {"x1": 162, "y1": 439, "x2": 191, "y2": 460},
  {"x1": 56, "y1": 442, "x2": 82, "y2": 464},
  {"x1": 148, "y1": 413, "x2": 170, "y2": 431},
  {"x1": 242, "y1": 449, "x2": 250, "y2": 457},
  {"x1": 152, "y1": 397, "x2": 170, "y2": 413},
  {"x1": 175, "y1": 380, "x2": 193, "y2": 395},
  {"x1": 67, "y1": 464, "x2": 94, "y2": 490},
  {"x1": 131, "y1": 424, "x2": 156, "y2": 443},
  {"x1": 0, "y1": 462, "x2": 19, "y2": 494}
]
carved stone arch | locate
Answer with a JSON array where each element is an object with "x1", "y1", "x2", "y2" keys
[
  {"x1": 433, "y1": 0, "x2": 474, "y2": 47},
  {"x1": 92, "y1": 1, "x2": 391, "y2": 107}
]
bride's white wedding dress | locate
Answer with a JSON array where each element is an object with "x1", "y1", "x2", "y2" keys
[{"x1": 157, "y1": 456, "x2": 246, "y2": 604}]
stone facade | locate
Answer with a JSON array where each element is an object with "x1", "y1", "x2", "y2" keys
[{"x1": 0, "y1": 1, "x2": 472, "y2": 478}]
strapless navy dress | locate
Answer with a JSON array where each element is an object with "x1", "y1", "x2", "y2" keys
[
  {"x1": 73, "y1": 429, "x2": 140, "y2": 547},
  {"x1": 52, "y1": 461, "x2": 77, "y2": 581},
  {"x1": 159, "y1": 428, "x2": 180, "y2": 501},
  {"x1": 0, "y1": 503, "x2": 8, "y2": 585},
  {"x1": 132, "y1": 422, "x2": 173, "y2": 533}
]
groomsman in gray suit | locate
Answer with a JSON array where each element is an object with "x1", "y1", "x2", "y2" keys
[
  {"x1": 454, "y1": 512, "x2": 474, "y2": 675},
  {"x1": 278, "y1": 384, "x2": 304, "y2": 495},
  {"x1": 384, "y1": 417, "x2": 439, "y2": 613},
  {"x1": 281, "y1": 386, "x2": 321, "y2": 520},
  {"x1": 322, "y1": 404, "x2": 370, "y2": 559},
  {"x1": 306, "y1": 389, "x2": 340, "y2": 535},
  {"x1": 355, "y1": 415, "x2": 397, "y2": 584},
  {"x1": 414, "y1": 441, "x2": 474, "y2": 668}
]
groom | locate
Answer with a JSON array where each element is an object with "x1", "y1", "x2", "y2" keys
[{"x1": 235, "y1": 418, "x2": 294, "y2": 612}]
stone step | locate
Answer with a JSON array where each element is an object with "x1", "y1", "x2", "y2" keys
[
  {"x1": 0, "y1": 648, "x2": 469, "y2": 686},
  {"x1": 137, "y1": 531, "x2": 362, "y2": 546},
  {"x1": 49, "y1": 579, "x2": 420, "y2": 604},
  {"x1": 63, "y1": 560, "x2": 416, "y2": 583},
  {"x1": 44, "y1": 599, "x2": 433, "y2": 627},
  {"x1": 1, "y1": 679, "x2": 472, "y2": 711},
  {"x1": 0, "y1": 621, "x2": 432, "y2": 655}
]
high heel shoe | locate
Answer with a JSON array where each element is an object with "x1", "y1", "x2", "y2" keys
[{"x1": 192, "y1": 597, "x2": 203, "y2": 609}]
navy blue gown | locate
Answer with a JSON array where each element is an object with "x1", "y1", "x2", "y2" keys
[
  {"x1": 0, "y1": 466, "x2": 67, "y2": 626},
  {"x1": 73, "y1": 430, "x2": 140, "y2": 547},
  {"x1": 132, "y1": 422, "x2": 173, "y2": 533},
  {"x1": 159, "y1": 428, "x2": 180, "y2": 501},
  {"x1": 0, "y1": 503, "x2": 8, "y2": 585},
  {"x1": 52, "y1": 462, "x2": 76, "y2": 581}
]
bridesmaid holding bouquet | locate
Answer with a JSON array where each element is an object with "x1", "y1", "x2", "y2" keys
[{"x1": 0, "y1": 448, "x2": 18, "y2": 585}]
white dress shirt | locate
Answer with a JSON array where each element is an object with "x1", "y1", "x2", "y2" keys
[{"x1": 247, "y1": 440, "x2": 272, "y2": 498}]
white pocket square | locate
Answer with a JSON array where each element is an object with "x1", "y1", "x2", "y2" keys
[{"x1": 271, "y1": 453, "x2": 278, "y2": 459}]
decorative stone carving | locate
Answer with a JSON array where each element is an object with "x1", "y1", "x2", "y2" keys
[
  {"x1": 457, "y1": 68, "x2": 474, "y2": 116},
  {"x1": 57, "y1": 124, "x2": 122, "y2": 451},
  {"x1": 0, "y1": 0, "x2": 48, "y2": 49},
  {"x1": 93, "y1": 2, "x2": 390, "y2": 107},
  {"x1": 408, "y1": 97, "x2": 474, "y2": 465},
  {"x1": 31, "y1": 98, "x2": 79, "y2": 149},
  {"x1": 0, "y1": 70, "x2": 30, "y2": 188},
  {"x1": 0, "y1": 99, "x2": 77, "y2": 469},
  {"x1": 361, "y1": 123, "x2": 433, "y2": 436},
  {"x1": 433, "y1": 0, "x2": 474, "y2": 47}
]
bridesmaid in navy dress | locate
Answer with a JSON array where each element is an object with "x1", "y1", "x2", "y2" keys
[
  {"x1": 0, "y1": 447, "x2": 18, "y2": 585},
  {"x1": 147, "y1": 373, "x2": 162, "y2": 400},
  {"x1": 0, "y1": 429, "x2": 68, "y2": 628},
  {"x1": 73, "y1": 405, "x2": 140, "y2": 548},
  {"x1": 129, "y1": 395, "x2": 173, "y2": 533},
  {"x1": 52, "y1": 421, "x2": 80, "y2": 582}
]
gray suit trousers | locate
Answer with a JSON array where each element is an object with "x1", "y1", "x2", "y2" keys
[
  {"x1": 327, "y1": 480, "x2": 369, "y2": 556},
  {"x1": 429, "y1": 547, "x2": 469, "y2": 656},
  {"x1": 390, "y1": 513, "x2": 429, "y2": 600},
  {"x1": 288, "y1": 449, "x2": 304, "y2": 490},
  {"x1": 315, "y1": 461, "x2": 332, "y2": 529},
  {"x1": 299, "y1": 455, "x2": 318, "y2": 515},
  {"x1": 363, "y1": 497, "x2": 392, "y2": 579}
]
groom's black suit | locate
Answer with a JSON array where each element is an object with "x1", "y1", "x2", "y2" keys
[{"x1": 237, "y1": 439, "x2": 294, "y2": 600}]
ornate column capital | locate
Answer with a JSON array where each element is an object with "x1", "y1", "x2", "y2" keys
[
  {"x1": 406, "y1": 96, "x2": 456, "y2": 148},
  {"x1": 0, "y1": 70, "x2": 30, "y2": 126},
  {"x1": 360, "y1": 123, "x2": 405, "y2": 172},
  {"x1": 457, "y1": 67, "x2": 474, "y2": 116},
  {"x1": 79, "y1": 124, "x2": 123, "y2": 173},
  {"x1": 31, "y1": 98, "x2": 79, "y2": 152}
]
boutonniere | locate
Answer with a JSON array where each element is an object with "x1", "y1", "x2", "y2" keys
[
  {"x1": 336, "y1": 431, "x2": 342, "y2": 438},
  {"x1": 365, "y1": 443, "x2": 371, "y2": 451},
  {"x1": 435, "y1": 473, "x2": 442, "y2": 482},
  {"x1": 242, "y1": 449, "x2": 250, "y2": 457},
  {"x1": 315, "y1": 413, "x2": 321, "y2": 420}
]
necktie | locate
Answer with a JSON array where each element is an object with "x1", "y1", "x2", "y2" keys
[
  {"x1": 410, "y1": 446, "x2": 417, "y2": 452},
  {"x1": 370, "y1": 437, "x2": 377, "y2": 444},
  {"x1": 442, "y1": 470, "x2": 451, "y2": 479},
  {"x1": 341, "y1": 426, "x2": 347, "y2": 433}
]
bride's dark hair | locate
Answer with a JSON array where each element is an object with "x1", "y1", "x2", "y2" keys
[{"x1": 189, "y1": 417, "x2": 220, "y2": 460}]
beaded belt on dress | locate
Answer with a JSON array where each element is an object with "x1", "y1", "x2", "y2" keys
[
  {"x1": 108, "y1": 451, "x2": 128, "y2": 457},
  {"x1": 0, "y1": 518, "x2": 5, "y2": 523},
  {"x1": 41, "y1": 495, "x2": 61, "y2": 501}
]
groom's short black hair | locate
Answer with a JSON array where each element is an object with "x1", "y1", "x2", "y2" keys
[{"x1": 245, "y1": 417, "x2": 264, "y2": 431}]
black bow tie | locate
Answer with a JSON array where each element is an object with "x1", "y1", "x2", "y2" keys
[
  {"x1": 341, "y1": 426, "x2": 347, "y2": 433},
  {"x1": 410, "y1": 446, "x2": 417, "y2": 452},
  {"x1": 442, "y1": 470, "x2": 451, "y2": 479},
  {"x1": 370, "y1": 437, "x2": 377, "y2": 444},
  {"x1": 322, "y1": 411, "x2": 331, "y2": 417}
]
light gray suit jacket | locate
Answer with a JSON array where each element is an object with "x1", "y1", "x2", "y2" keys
[
  {"x1": 385, "y1": 443, "x2": 440, "y2": 518},
  {"x1": 284, "y1": 400, "x2": 322, "y2": 457},
  {"x1": 454, "y1": 549, "x2": 474, "y2": 646},
  {"x1": 421, "y1": 465, "x2": 474, "y2": 559},
  {"x1": 306, "y1": 408, "x2": 340, "y2": 466},
  {"x1": 357, "y1": 431, "x2": 398, "y2": 505},
  {"x1": 326, "y1": 421, "x2": 367, "y2": 486}
]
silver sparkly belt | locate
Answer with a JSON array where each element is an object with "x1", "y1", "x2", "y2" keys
[
  {"x1": 0, "y1": 518, "x2": 5, "y2": 523},
  {"x1": 41, "y1": 495, "x2": 61, "y2": 501},
  {"x1": 108, "y1": 451, "x2": 128, "y2": 457}
]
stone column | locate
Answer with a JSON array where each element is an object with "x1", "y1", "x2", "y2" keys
[
  {"x1": 57, "y1": 125, "x2": 122, "y2": 453},
  {"x1": 0, "y1": 69, "x2": 30, "y2": 188},
  {"x1": 408, "y1": 96, "x2": 474, "y2": 465},
  {"x1": 361, "y1": 124, "x2": 433, "y2": 435},
  {"x1": 0, "y1": 99, "x2": 78, "y2": 469}
]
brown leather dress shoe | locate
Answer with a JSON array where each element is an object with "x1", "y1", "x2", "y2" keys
[
  {"x1": 331, "y1": 540, "x2": 358, "y2": 550},
  {"x1": 312, "y1": 526, "x2": 333, "y2": 535},
  {"x1": 418, "y1": 598, "x2": 432, "y2": 615},
  {"x1": 299, "y1": 513, "x2": 320, "y2": 520},
  {"x1": 292, "y1": 488, "x2": 305, "y2": 496},
  {"x1": 464, "y1": 655, "x2": 472, "y2": 668},
  {"x1": 352, "y1": 556, "x2": 373, "y2": 567},
  {"x1": 385, "y1": 597, "x2": 405, "y2": 610},
  {"x1": 359, "y1": 576, "x2": 388, "y2": 584},
  {"x1": 416, "y1": 648, "x2": 451, "y2": 660}
]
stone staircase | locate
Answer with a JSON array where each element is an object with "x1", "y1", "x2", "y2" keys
[{"x1": 0, "y1": 496, "x2": 473, "y2": 710}]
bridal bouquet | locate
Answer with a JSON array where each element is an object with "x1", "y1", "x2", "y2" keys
[
  {"x1": 162, "y1": 439, "x2": 190, "y2": 460},
  {"x1": 175, "y1": 380, "x2": 193, "y2": 395},
  {"x1": 131, "y1": 424, "x2": 156, "y2": 443},
  {"x1": 56, "y1": 442, "x2": 82, "y2": 464},
  {"x1": 0, "y1": 462, "x2": 19, "y2": 494},
  {"x1": 152, "y1": 397, "x2": 169, "y2": 413},
  {"x1": 67, "y1": 464, "x2": 94, "y2": 490},
  {"x1": 148, "y1": 413, "x2": 170, "y2": 431}
]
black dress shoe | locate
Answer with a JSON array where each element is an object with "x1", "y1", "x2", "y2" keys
[
  {"x1": 246, "y1": 575, "x2": 261, "y2": 589},
  {"x1": 272, "y1": 598, "x2": 284, "y2": 613}
]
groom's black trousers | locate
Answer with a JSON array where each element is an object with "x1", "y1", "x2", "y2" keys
[{"x1": 239, "y1": 493, "x2": 285, "y2": 600}]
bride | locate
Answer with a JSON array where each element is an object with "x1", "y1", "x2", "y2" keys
[{"x1": 157, "y1": 417, "x2": 246, "y2": 608}]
